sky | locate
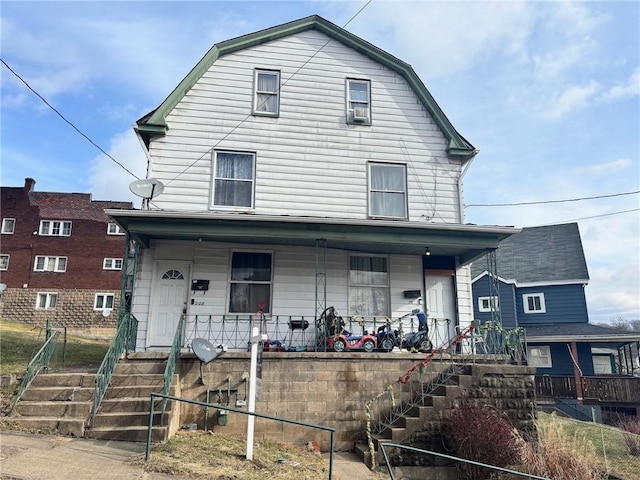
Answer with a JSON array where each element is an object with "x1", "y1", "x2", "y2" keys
[{"x1": 1, "y1": 0, "x2": 638, "y2": 324}]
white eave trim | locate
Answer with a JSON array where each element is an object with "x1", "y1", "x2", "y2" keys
[
  {"x1": 471, "y1": 270, "x2": 588, "y2": 287},
  {"x1": 526, "y1": 334, "x2": 640, "y2": 343}
]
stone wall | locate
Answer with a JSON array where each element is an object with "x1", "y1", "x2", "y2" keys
[
  {"x1": 0, "y1": 288, "x2": 120, "y2": 328},
  {"x1": 174, "y1": 353, "x2": 536, "y2": 452}
]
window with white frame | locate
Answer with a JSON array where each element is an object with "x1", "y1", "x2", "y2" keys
[
  {"x1": 36, "y1": 292, "x2": 58, "y2": 310},
  {"x1": 349, "y1": 254, "x2": 389, "y2": 316},
  {"x1": 34, "y1": 256, "x2": 67, "y2": 272},
  {"x1": 527, "y1": 345, "x2": 552, "y2": 368},
  {"x1": 212, "y1": 151, "x2": 255, "y2": 208},
  {"x1": 369, "y1": 163, "x2": 407, "y2": 219},
  {"x1": 0, "y1": 254, "x2": 9, "y2": 271},
  {"x1": 253, "y1": 69, "x2": 280, "y2": 116},
  {"x1": 228, "y1": 252, "x2": 272, "y2": 313},
  {"x1": 94, "y1": 293, "x2": 115, "y2": 311},
  {"x1": 347, "y1": 78, "x2": 371, "y2": 123},
  {"x1": 39, "y1": 220, "x2": 72, "y2": 236},
  {"x1": 523, "y1": 293, "x2": 546, "y2": 313},
  {"x1": 103, "y1": 258, "x2": 123, "y2": 270},
  {"x1": 478, "y1": 296, "x2": 499, "y2": 313},
  {"x1": 107, "y1": 222, "x2": 125, "y2": 235},
  {"x1": 1, "y1": 218, "x2": 15, "y2": 234}
]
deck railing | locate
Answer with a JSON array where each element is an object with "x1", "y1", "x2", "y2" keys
[{"x1": 535, "y1": 375, "x2": 640, "y2": 404}]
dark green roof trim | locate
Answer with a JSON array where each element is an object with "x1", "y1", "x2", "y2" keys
[{"x1": 137, "y1": 15, "x2": 475, "y2": 160}]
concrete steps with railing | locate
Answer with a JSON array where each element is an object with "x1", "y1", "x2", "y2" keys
[{"x1": 85, "y1": 359, "x2": 177, "y2": 443}]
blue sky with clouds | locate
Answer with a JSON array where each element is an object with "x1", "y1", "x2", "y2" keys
[{"x1": 1, "y1": 1, "x2": 638, "y2": 324}]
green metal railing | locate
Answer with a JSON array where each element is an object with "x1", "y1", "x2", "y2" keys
[
  {"x1": 378, "y1": 442, "x2": 550, "y2": 480},
  {"x1": 146, "y1": 392, "x2": 337, "y2": 478},
  {"x1": 90, "y1": 312, "x2": 138, "y2": 427},
  {"x1": 8, "y1": 323, "x2": 60, "y2": 415},
  {"x1": 160, "y1": 314, "x2": 186, "y2": 421}
]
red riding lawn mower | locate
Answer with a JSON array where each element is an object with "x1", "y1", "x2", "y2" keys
[{"x1": 318, "y1": 306, "x2": 378, "y2": 353}]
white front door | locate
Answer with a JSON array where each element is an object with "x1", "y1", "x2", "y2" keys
[
  {"x1": 424, "y1": 270, "x2": 457, "y2": 349},
  {"x1": 148, "y1": 262, "x2": 190, "y2": 348}
]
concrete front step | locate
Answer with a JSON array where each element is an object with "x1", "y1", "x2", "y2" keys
[
  {"x1": 91, "y1": 411, "x2": 165, "y2": 428},
  {"x1": 109, "y1": 373, "x2": 164, "y2": 387},
  {"x1": 20, "y1": 386, "x2": 94, "y2": 402},
  {"x1": 102, "y1": 385, "x2": 166, "y2": 399},
  {"x1": 31, "y1": 373, "x2": 95, "y2": 388},
  {"x1": 114, "y1": 361, "x2": 166, "y2": 375},
  {"x1": 98, "y1": 397, "x2": 173, "y2": 413},
  {"x1": 13, "y1": 401, "x2": 91, "y2": 418},
  {"x1": 6, "y1": 416, "x2": 86, "y2": 437},
  {"x1": 86, "y1": 425, "x2": 168, "y2": 443}
]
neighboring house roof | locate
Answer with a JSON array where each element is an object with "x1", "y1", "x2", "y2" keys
[
  {"x1": 135, "y1": 14, "x2": 476, "y2": 161},
  {"x1": 471, "y1": 223, "x2": 589, "y2": 284},
  {"x1": 29, "y1": 192, "x2": 132, "y2": 221},
  {"x1": 525, "y1": 323, "x2": 640, "y2": 346}
]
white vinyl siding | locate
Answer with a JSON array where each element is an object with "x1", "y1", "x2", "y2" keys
[
  {"x1": 94, "y1": 293, "x2": 115, "y2": 310},
  {"x1": 103, "y1": 258, "x2": 123, "y2": 270},
  {"x1": 1, "y1": 218, "x2": 15, "y2": 234},
  {"x1": 39, "y1": 220, "x2": 72, "y2": 236},
  {"x1": 523, "y1": 293, "x2": 546, "y2": 313},
  {"x1": 34, "y1": 256, "x2": 67, "y2": 272},
  {"x1": 36, "y1": 292, "x2": 58, "y2": 310},
  {"x1": 254, "y1": 69, "x2": 280, "y2": 116},
  {"x1": 146, "y1": 30, "x2": 460, "y2": 222}
]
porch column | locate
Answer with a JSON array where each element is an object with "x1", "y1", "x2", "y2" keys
[{"x1": 570, "y1": 341, "x2": 583, "y2": 404}]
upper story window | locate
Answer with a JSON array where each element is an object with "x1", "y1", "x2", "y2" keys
[
  {"x1": 478, "y1": 296, "x2": 499, "y2": 313},
  {"x1": 523, "y1": 293, "x2": 546, "y2": 313},
  {"x1": 39, "y1": 220, "x2": 72, "y2": 237},
  {"x1": 0, "y1": 254, "x2": 9, "y2": 271},
  {"x1": 107, "y1": 222, "x2": 125, "y2": 235},
  {"x1": 1, "y1": 218, "x2": 15, "y2": 234},
  {"x1": 349, "y1": 254, "x2": 389, "y2": 316},
  {"x1": 103, "y1": 258, "x2": 123, "y2": 270},
  {"x1": 34, "y1": 255, "x2": 67, "y2": 272},
  {"x1": 36, "y1": 292, "x2": 58, "y2": 310},
  {"x1": 254, "y1": 69, "x2": 280, "y2": 116},
  {"x1": 228, "y1": 251, "x2": 272, "y2": 314},
  {"x1": 212, "y1": 151, "x2": 255, "y2": 209},
  {"x1": 368, "y1": 163, "x2": 407, "y2": 219},
  {"x1": 347, "y1": 79, "x2": 371, "y2": 124}
]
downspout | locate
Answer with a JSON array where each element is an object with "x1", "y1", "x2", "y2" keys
[
  {"x1": 456, "y1": 150, "x2": 478, "y2": 223},
  {"x1": 133, "y1": 125, "x2": 153, "y2": 210}
]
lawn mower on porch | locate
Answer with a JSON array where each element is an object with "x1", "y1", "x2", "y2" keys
[{"x1": 317, "y1": 306, "x2": 377, "y2": 353}]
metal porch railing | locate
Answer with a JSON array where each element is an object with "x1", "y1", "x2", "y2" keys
[{"x1": 160, "y1": 313, "x2": 186, "y2": 421}]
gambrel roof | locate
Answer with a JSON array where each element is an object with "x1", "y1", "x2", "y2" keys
[
  {"x1": 136, "y1": 14, "x2": 476, "y2": 161},
  {"x1": 471, "y1": 223, "x2": 590, "y2": 284}
]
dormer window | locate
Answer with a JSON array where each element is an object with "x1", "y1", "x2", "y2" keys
[
  {"x1": 347, "y1": 79, "x2": 371, "y2": 124},
  {"x1": 253, "y1": 69, "x2": 280, "y2": 116}
]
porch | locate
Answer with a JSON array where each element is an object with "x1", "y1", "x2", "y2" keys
[{"x1": 535, "y1": 374, "x2": 640, "y2": 405}]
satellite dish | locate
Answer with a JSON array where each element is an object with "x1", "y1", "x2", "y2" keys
[
  {"x1": 129, "y1": 178, "x2": 165, "y2": 199},
  {"x1": 192, "y1": 338, "x2": 219, "y2": 364},
  {"x1": 0, "y1": 283, "x2": 6, "y2": 293},
  {"x1": 102, "y1": 309, "x2": 112, "y2": 318}
]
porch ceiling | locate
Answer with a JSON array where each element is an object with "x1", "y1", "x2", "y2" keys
[{"x1": 105, "y1": 210, "x2": 519, "y2": 265}]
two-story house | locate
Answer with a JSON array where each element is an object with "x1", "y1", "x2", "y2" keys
[
  {"x1": 0, "y1": 178, "x2": 133, "y2": 329},
  {"x1": 471, "y1": 223, "x2": 640, "y2": 421},
  {"x1": 106, "y1": 15, "x2": 520, "y2": 353}
]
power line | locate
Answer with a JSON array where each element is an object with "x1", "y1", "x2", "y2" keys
[
  {"x1": 527, "y1": 208, "x2": 640, "y2": 227},
  {"x1": 1, "y1": 58, "x2": 140, "y2": 180},
  {"x1": 465, "y1": 190, "x2": 640, "y2": 208}
]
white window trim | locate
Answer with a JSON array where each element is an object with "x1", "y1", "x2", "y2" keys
[
  {"x1": 103, "y1": 258, "x2": 123, "y2": 270},
  {"x1": 527, "y1": 345, "x2": 552, "y2": 368},
  {"x1": 36, "y1": 292, "x2": 58, "y2": 310},
  {"x1": 348, "y1": 253, "x2": 390, "y2": 316},
  {"x1": 34, "y1": 255, "x2": 68, "y2": 272},
  {"x1": 346, "y1": 78, "x2": 371, "y2": 124},
  {"x1": 478, "y1": 296, "x2": 499, "y2": 313},
  {"x1": 228, "y1": 250, "x2": 273, "y2": 314},
  {"x1": 253, "y1": 69, "x2": 280, "y2": 117},
  {"x1": 39, "y1": 220, "x2": 72, "y2": 237},
  {"x1": 523, "y1": 293, "x2": 546, "y2": 313},
  {"x1": 368, "y1": 162, "x2": 408, "y2": 219},
  {"x1": 1, "y1": 218, "x2": 15, "y2": 234},
  {"x1": 94, "y1": 293, "x2": 115, "y2": 311},
  {"x1": 211, "y1": 150, "x2": 256, "y2": 210},
  {"x1": 0, "y1": 254, "x2": 9, "y2": 271},
  {"x1": 107, "y1": 222, "x2": 125, "y2": 235}
]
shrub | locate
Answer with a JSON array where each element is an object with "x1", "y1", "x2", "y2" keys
[
  {"x1": 442, "y1": 399, "x2": 519, "y2": 480},
  {"x1": 617, "y1": 417, "x2": 640, "y2": 456}
]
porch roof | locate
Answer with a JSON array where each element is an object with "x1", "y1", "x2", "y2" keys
[
  {"x1": 105, "y1": 209, "x2": 519, "y2": 265},
  {"x1": 525, "y1": 323, "x2": 640, "y2": 349}
]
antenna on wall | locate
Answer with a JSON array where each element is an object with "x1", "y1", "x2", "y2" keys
[{"x1": 129, "y1": 178, "x2": 165, "y2": 208}]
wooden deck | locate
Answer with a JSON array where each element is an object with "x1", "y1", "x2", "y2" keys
[{"x1": 535, "y1": 375, "x2": 640, "y2": 404}]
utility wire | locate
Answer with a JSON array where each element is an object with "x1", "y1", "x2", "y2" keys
[
  {"x1": 465, "y1": 190, "x2": 639, "y2": 208},
  {"x1": 1, "y1": 58, "x2": 140, "y2": 180},
  {"x1": 163, "y1": 0, "x2": 373, "y2": 188},
  {"x1": 534, "y1": 207, "x2": 640, "y2": 225}
]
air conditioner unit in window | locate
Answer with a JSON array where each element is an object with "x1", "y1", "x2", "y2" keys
[{"x1": 352, "y1": 107, "x2": 369, "y2": 122}]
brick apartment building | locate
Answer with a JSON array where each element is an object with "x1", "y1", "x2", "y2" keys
[{"x1": 0, "y1": 178, "x2": 133, "y2": 328}]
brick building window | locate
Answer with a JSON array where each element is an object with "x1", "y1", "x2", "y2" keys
[
  {"x1": 94, "y1": 293, "x2": 115, "y2": 311},
  {"x1": 36, "y1": 292, "x2": 58, "y2": 310},
  {"x1": 34, "y1": 256, "x2": 67, "y2": 272},
  {"x1": 1, "y1": 218, "x2": 15, "y2": 234},
  {"x1": 39, "y1": 220, "x2": 72, "y2": 236},
  {"x1": 0, "y1": 254, "x2": 9, "y2": 271},
  {"x1": 103, "y1": 258, "x2": 123, "y2": 270}
]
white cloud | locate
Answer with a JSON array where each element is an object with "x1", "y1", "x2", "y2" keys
[
  {"x1": 583, "y1": 158, "x2": 631, "y2": 174},
  {"x1": 600, "y1": 68, "x2": 640, "y2": 102},
  {"x1": 541, "y1": 80, "x2": 601, "y2": 118}
]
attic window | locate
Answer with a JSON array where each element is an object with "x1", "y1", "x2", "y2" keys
[
  {"x1": 253, "y1": 69, "x2": 280, "y2": 116},
  {"x1": 347, "y1": 79, "x2": 371, "y2": 124}
]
